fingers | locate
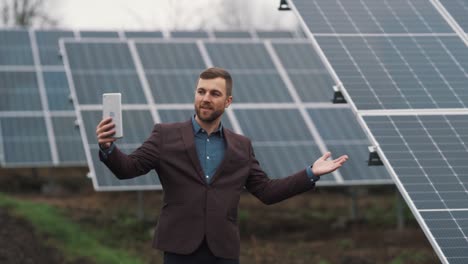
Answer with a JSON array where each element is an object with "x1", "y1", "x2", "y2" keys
[
  {"x1": 96, "y1": 117, "x2": 116, "y2": 144},
  {"x1": 321, "y1": 152, "x2": 331, "y2": 161},
  {"x1": 333, "y1": 155, "x2": 349, "y2": 165}
]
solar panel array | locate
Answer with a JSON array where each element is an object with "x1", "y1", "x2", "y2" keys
[
  {"x1": 61, "y1": 37, "x2": 391, "y2": 190},
  {"x1": 0, "y1": 28, "x2": 305, "y2": 168},
  {"x1": 291, "y1": 0, "x2": 468, "y2": 263}
]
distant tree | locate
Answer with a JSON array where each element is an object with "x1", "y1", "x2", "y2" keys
[{"x1": 1, "y1": 0, "x2": 58, "y2": 27}]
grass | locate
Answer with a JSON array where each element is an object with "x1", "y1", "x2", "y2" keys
[{"x1": 0, "y1": 192, "x2": 145, "y2": 264}]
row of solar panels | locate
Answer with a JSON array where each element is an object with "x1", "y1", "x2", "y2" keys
[
  {"x1": 290, "y1": 0, "x2": 468, "y2": 263},
  {"x1": 60, "y1": 38, "x2": 392, "y2": 190},
  {"x1": 0, "y1": 29, "x2": 391, "y2": 189}
]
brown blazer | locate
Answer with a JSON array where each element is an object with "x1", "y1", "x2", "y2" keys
[{"x1": 100, "y1": 119, "x2": 316, "y2": 259}]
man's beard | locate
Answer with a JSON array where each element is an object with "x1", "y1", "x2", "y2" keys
[{"x1": 195, "y1": 104, "x2": 224, "y2": 123}]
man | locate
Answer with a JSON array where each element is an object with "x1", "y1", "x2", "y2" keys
[{"x1": 96, "y1": 67, "x2": 348, "y2": 264}]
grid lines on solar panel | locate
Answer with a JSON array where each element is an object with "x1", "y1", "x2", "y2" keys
[
  {"x1": 0, "y1": 30, "x2": 34, "y2": 65},
  {"x1": 316, "y1": 36, "x2": 468, "y2": 110},
  {"x1": 365, "y1": 115, "x2": 468, "y2": 210},
  {"x1": 272, "y1": 42, "x2": 334, "y2": 102},
  {"x1": 365, "y1": 114, "x2": 468, "y2": 264},
  {"x1": 308, "y1": 108, "x2": 390, "y2": 182},
  {"x1": 439, "y1": 0, "x2": 468, "y2": 33},
  {"x1": 136, "y1": 42, "x2": 206, "y2": 104},
  {"x1": 0, "y1": 71, "x2": 42, "y2": 111},
  {"x1": 292, "y1": 0, "x2": 454, "y2": 34},
  {"x1": 205, "y1": 42, "x2": 294, "y2": 103},
  {"x1": 0, "y1": 117, "x2": 52, "y2": 165},
  {"x1": 65, "y1": 41, "x2": 146, "y2": 104}
]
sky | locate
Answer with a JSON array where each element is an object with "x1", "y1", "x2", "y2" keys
[{"x1": 55, "y1": 0, "x2": 299, "y2": 31}]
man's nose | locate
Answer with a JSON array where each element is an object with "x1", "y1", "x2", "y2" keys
[{"x1": 202, "y1": 93, "x2": 211, "y2": 102}]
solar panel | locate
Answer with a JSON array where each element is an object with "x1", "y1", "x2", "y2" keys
[
  {"x1": 256, "y1": 30, "x2": 297, "y2": 39},
  {"x1": 79, "y1": 31, "x2": 120, "y2": 38},
  {"x1": 52, "y1": 116, "x2": 86, "y2": 164},
  {"x1": 0, "y1": 71, "x2": 42, "y2": 111},
  {"x1": 213, "y1": 31, "x2": 252, "y2": 38},
  {"x1": 43, "y1": 71, "x2": 74, "y2": 111},
  {"x1": 35, "y1": 30, "x2": 74, "y2": 65},
  {"x1": 204, "y1": 42, "x2": 294, "y2": 103},
  {"x1": 291, "y1": 0, "x2": 468, "y2": 261},
  {"x1": 170, "y1": 31, "x2": 209, "y2": 38},
  {"x1": 0, "y1": 29, "x2": 34, "y2": 65},
  {"x1": 66, "y1": 42, "x2": 146, "y2": 104},
  {"x1": 123, "y1": 31, "x2": 164, "y2": 38},
  {"x1": 292, "y1": 0, "x2": 454, "y2": 34},
  {"x1": 439, "y1": 0, "x2": 468, "y2": 33},
  {"x1": 272, "y1": 42, "x2": 334, "y2": 102},
  {"x1": 0, "y1": 117, "x2": 52, "y2": 166},
  {"x1": 316, "y1": 35, "x2": 468, "y2": 110},
  {"x1": 364, "y1": 114, "x2": 468, "y2": 263}
]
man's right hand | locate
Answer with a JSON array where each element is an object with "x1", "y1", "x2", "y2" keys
[{"x1": 96, "y1": 117, "x2": 117, "y2": 149}]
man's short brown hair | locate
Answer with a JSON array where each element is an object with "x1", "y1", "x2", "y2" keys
[{"x1": 199, "y1": 67, "x2": 233, "y2": 96}]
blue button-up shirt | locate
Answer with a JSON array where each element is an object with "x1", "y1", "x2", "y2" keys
[{"x1": 192, "y1": 116, "x2": 225, "y2": 184}]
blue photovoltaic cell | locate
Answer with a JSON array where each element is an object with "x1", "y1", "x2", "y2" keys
[
  {"x1": 213, "y1": 31, "x2": 252, "y2": 38},
  {"x1": 316, "y1": 36, "x2": 468, "y2": 110},
  {"x1": 364, "y1": 114, "x2": 468, "y2": 264},
  {"x1": 146, "y1": 72, "x2": 200, "y2": 104},
  {"x1": 135, "y1": 42, "x2": 205, "y2": 104},
  {"x1": 308, "y1": 108, "x2": 367, "y2": 141},
  {"x1": 0, "y1": 30, "x2": 34, "y2": 65},
  {"x1": 136, "y1": 43, "x2": 205, "y2": 70},
  {"x1": 35, "y1": 30, "x2": 74, "y2": 65},
  {"x1": 440, "y1": 0, "x2": 468, "y2": 33},
  {"x1": 205, "y1": 43, "x2": 276, "y2": 70},
  {"x1": 273, "y1": 42, "x2": 334, "y2": 102},
  {"x1": 256, "y1": 30, "x2": 297, "y2": 39},
  {"x1": 65, "y1": 42, "x2": 146, "y2": 104},
  {"x1": 0, "y1": 71, "x2": 42, "y2": 111},
  {"x1": 43, "y1": 71, "x2": 74, "y2": 111},
  {"x1": 204, "y1": 42, "x2": 294, "y2": 103},
  {"x1": 124, "y1": 31, "x2": 163, "y2": 38},
  {"x1": 52, "y1": 116, "x2": 86, "y2": 164},
  {"x1": 235, "y1": 109, "x2": 312, "y2": 142},
  {"x1": 79, "y1": 31, "x2": 120, "y2": 38},
  {"x1": 1, "y1": 117, "x2": 51, "y2": 165},
  {"x1": 292, "y1": 0, "x2": 454, "y2": 34},
  {"x1": 170, "y1": 31, "x2": 209, "y2": 38}
]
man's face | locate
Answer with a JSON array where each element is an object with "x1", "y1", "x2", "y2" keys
[{"x1": 194, "y1": 77, "x2": 232, "y2": 123}]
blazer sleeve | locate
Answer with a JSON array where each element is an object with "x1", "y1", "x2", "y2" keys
[
  {"x1": 99, "y1": 124, "x2": 161, "y2": 179},
  {"x1": 244, "y1": 141, "x2": 316, "y2": 205}
]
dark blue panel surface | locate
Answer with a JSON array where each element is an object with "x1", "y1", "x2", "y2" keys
[{"x1": 0, "y1": 30, "x2": 34, "y2": 65}]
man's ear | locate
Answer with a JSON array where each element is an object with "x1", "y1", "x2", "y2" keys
[{"x1": 225, "y1": 96, "x2": 233, "y2": 108}]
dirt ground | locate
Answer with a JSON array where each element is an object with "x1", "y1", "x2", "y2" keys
[{"x1": 0, "y1": 170, "x2": 440, "y2": 264}]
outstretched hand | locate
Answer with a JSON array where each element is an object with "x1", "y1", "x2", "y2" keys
[{"x1": 312, "y1": 152, "x2": 348, "y2": 177}]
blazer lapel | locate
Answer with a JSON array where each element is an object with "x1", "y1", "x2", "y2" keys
[{"x1": 180, "y1": 120, "x2": 205, "y2": 183}]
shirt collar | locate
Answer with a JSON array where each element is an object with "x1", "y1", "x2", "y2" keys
[{"x1": 191, "y1": 115, "x2": 223, "y2": 137}]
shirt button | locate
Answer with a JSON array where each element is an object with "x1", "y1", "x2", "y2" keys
[
  {"x1": 207, "y1": 138, "x2": 210, "y2": 142},
  {"x1": 206, "y1": 175, "x2": 209, "y2": 178},
  {"x1": 207, "y1": 156, "x2": 210, "y2": 160}
]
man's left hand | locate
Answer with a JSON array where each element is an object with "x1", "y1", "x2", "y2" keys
[{"x1": 312, "y1": 152, "x2": 349, "y2": 177}]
